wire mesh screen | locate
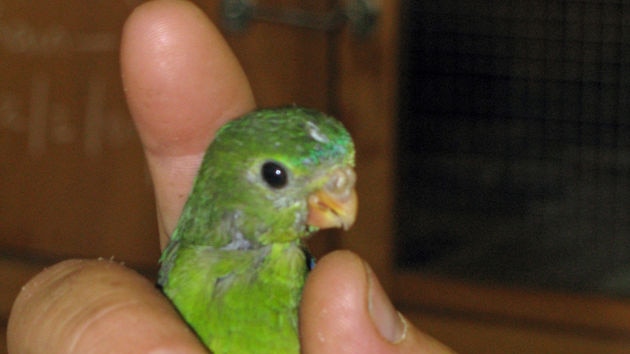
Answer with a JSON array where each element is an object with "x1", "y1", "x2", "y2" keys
[{"x1": 396, "y1": 0, "x2": 630, "y2": 294}]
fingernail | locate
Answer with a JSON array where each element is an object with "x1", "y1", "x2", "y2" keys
[{"x1": 364, "y1": 261, "x2": 407, "y2": 344}]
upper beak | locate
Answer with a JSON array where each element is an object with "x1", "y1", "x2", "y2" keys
[{"x1": 307, "y1": 166, "x2": 358, "y2": 231}]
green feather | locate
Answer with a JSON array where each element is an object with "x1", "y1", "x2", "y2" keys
[{"x1": 158, "y1": 107, "x2": 355, "y2": 353}]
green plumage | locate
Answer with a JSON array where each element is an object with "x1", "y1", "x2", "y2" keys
[{"x1": 158, "y1": 107, "x2": 355, "y2": 353}]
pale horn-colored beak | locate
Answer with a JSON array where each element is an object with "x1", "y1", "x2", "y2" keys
[{"x1": 307, "y1": 166, "x2": 358, "y2": 230}]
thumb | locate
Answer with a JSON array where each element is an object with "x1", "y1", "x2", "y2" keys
[{"x1": 300, "y1": 251, "x2": 455, "y2": 353}]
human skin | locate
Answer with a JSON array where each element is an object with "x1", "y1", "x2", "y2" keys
[{"x1": 7, "y1": 1, "x2": 455, "y2": 353}]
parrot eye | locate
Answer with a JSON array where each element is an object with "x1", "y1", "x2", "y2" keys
[{"x1": 261, "y1": 161, "x2": 288, "y2": 189}]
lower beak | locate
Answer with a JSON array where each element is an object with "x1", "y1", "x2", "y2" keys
[{"x1": 307, "y1": 167, "x2": 358, "y2": 230}]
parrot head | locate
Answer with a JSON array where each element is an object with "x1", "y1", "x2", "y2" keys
[{"x1": 178, "y1": 107, "x2": 357, "y2": 248}]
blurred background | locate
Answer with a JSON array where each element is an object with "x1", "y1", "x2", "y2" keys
[{"x1": 2, "y1": 1, "x2": 630, "y2": 353}]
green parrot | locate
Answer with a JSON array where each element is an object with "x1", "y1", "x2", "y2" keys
[{"x1": 158, "y1": 107, "x2": 357, "y2": 353}]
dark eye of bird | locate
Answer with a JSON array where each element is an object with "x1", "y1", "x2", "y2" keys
[{"x1": 261, "y1": 161, "x2": 288, "y2": 189}]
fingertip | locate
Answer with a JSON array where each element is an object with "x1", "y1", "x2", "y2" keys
[
  {"x1": 8, "y1": 259, "x2": 90, "y2": 353},
  {"x1": 8, "y1": 259, "x2": 207, "y2": 354},
  {"x1": 300, "y1": 251, "x2": 456, "y2": 354},
  {"x1": 121, "y1": 0, "x2": 255, "y2": 157},
  {"x1": 120, "y1": 0, "x2": 255, "y2": 241},
  {"x1": 300, "y1": 250, "x2": 378, "y2": 353}
]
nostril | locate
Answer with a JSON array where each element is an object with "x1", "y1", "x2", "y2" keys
[
  {"x1": 344, "y1": 167, "x2": 356, "y2": 185},
  {"x1": 325, "y1": 167, "x2": 356, "y2": 198},
  {"x1": 334, "y1": 172, "x2": 347, "y2": 189}
]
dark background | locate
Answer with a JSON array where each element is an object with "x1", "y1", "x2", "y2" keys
[{"x1": 396, "y1": 0, "x2": 630, "y2": 295}]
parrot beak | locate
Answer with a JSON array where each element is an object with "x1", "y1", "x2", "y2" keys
[{"x1": 307, "y1": 166, "x2": 358, "y2": 230}]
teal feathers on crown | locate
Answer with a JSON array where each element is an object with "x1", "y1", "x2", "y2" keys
[{"x1": 212, "y1": 107, "x2": 355, "y2": 172}]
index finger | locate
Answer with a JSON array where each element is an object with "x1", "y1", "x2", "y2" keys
[{"x1": 121, "y1": 0, "x2": 256, "y2": 247}]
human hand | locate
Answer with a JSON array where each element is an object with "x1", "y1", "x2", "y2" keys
[{"x1": 7, "y1": 1, "x2": 454, "y2": 353}]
